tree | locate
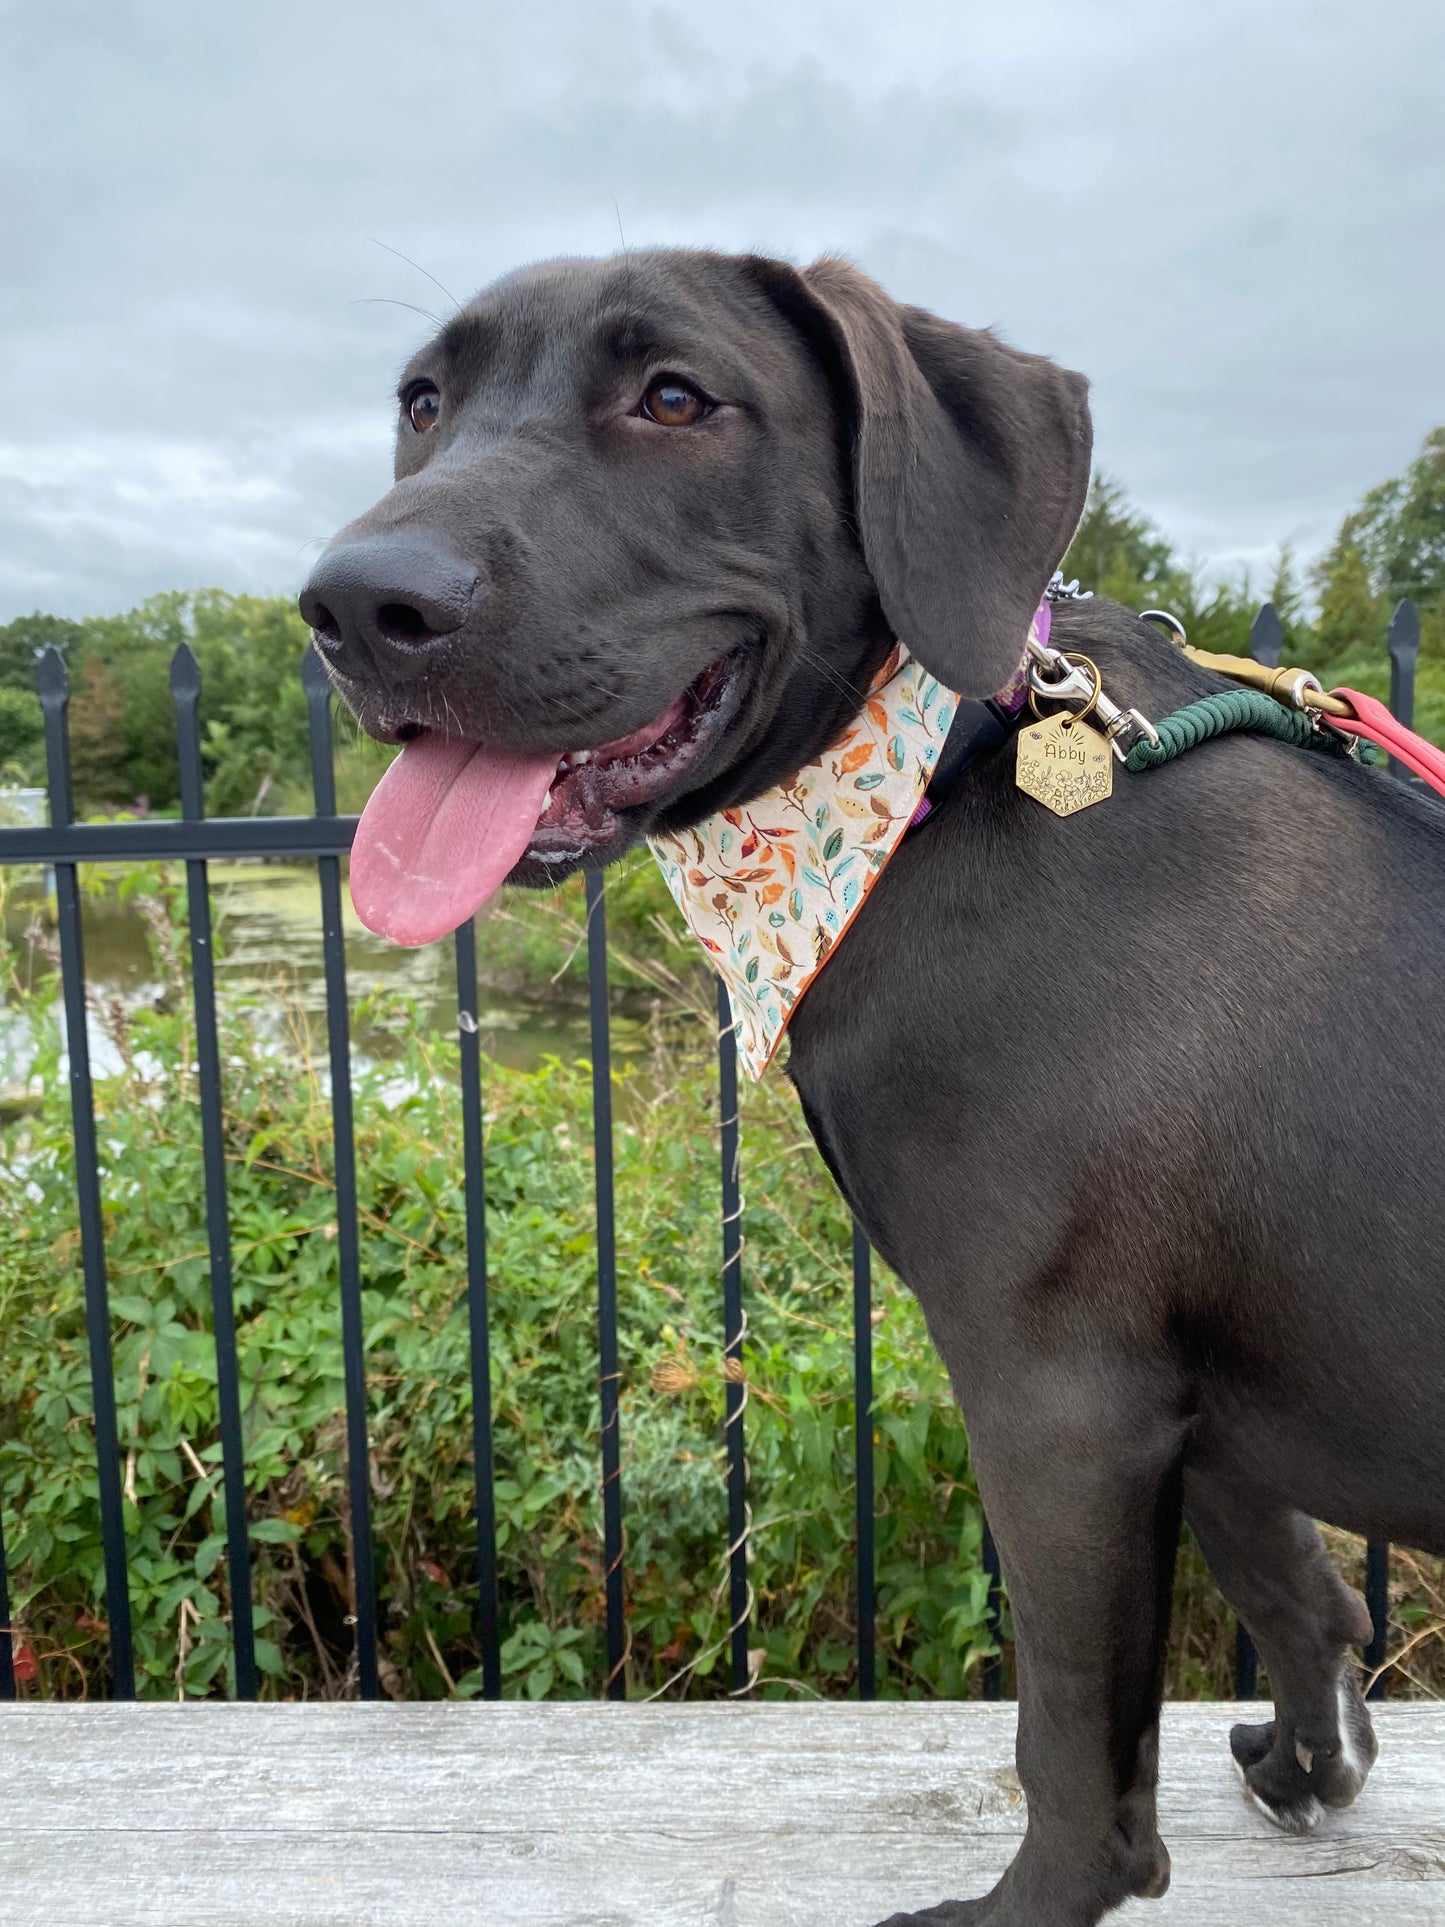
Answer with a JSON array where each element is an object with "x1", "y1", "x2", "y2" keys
[
  {"x1": 1346, "y1": 427, "x2": 1445, "y2": 618},
  {"x1": 1265, "y1": 543, "x2": 1311, "y2": 662},
  {"x1": 1311, "y1": 535, "x2": 1381, "y2": 670},
  {"x1": 1061, "y1": 475, "x2": 1189, "y2": 610},
  {"x1": 1307, "y1": 426, "x2": 1445, "y2": 669},
  {"x1": 0, "y1": 686, "x2": 43, "y2": 782},
  {"x1": 1060, "y1": 474, "x2": 1256, "y2": 656},
  {"x1": 0, "y1": 612, "x2": 87, "y2": 692},
  {"x1": 186, "y1": 590, "x2": 315, "y2": 813},
  {"x1": 0, "y1": 590, "x2": 322, "y2": 815},
  {"x1": 66, "y1": 654, "x2": 132, "y2": 808}
]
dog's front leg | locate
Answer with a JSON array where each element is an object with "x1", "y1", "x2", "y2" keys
[{"x1": 875, "y1": 1354, "x2": 1189, "y2": 1927}]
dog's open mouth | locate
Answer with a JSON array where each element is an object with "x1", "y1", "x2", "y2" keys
[{"x1": 349, "y1": 653, "x2": 740, "y2": 945}]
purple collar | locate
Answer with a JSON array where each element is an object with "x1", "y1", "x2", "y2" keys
[{"x1": 907, "y1": 599, "x2": 1050, "y2": 827}]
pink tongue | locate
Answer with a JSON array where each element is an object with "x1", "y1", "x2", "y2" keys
[{"x1": 350, "y1": 735, "x2": 559, "y2": 946}]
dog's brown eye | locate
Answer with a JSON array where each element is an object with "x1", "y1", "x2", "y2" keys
[
  {"x1": 407, "y1": 383, "x2": 440, "y2": 433},
  {"x1": 641, "y1": 379, "x2": 707, "y2": 427}
]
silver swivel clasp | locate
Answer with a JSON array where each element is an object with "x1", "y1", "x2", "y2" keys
[{"x1": 1025, "y1": 638, "x2": 1160, "y2": 763}]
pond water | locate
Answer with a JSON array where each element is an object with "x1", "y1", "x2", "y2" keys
[{"x1": 0, "y1": 860, "x2": 644, "y2": 1092}]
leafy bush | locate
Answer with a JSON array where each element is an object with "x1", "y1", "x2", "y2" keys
[
  {"x1": 4, "y1": 862, "x2": 1443, "y2": 1704},
  {"x1": 0, "y1": 865, "x2": 1001, "y2": 1701},
  {"x1": 5, "y1": 865, "x2": 1439, "y2": 1706}
]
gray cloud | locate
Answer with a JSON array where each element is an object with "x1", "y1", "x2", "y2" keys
[{"x1": 3, "y1": 0, "x2": 1441, "y2": 617}]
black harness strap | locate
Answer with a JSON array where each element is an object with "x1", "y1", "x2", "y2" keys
[{"x1": 911, "y1": 697, "x2": 1016, "y2": 827}]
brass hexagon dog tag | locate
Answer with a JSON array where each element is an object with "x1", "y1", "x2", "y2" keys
[{"x1": 1015, "y1": 713, "x2": 1113, "y2": 817}]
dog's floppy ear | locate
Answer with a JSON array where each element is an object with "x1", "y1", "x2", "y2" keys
[{"x1": 744, "y1": 254, "x2": 1092, "y2": 697}]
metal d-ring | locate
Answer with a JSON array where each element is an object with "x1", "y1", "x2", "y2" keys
[
  {"x1": 1028, "y1": 649, "x2": 1160, "y2": 763},
  {"x1": 1028, "y1": 651, "x2": 1104, "y2": 728}
]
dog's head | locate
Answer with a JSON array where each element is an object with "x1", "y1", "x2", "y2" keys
[{"x1": 299, "y1": 250, "x2": 1091, "y2": 943}]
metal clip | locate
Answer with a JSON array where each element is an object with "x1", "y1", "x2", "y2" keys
[
  {"x1": 1028, "y1": 654, "x2": 1096, "y2": 704},
  {"x1": 1028, "y1": 650, "x2": 1160, "y2": 764},
  {"x1": 1045, "y1": 571, "x2": 1094, "y2": 602},
  {"x1": 1280, "y1": 670, "x2": 1322, "y2": 713},
  {"x1": 1139, "y1": 609, "x2": 1188, "y2": 648}
]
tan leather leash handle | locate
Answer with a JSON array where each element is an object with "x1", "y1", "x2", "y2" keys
[{"x1": 1181, "y1": 644, "x2": 1355, "y2": 720}]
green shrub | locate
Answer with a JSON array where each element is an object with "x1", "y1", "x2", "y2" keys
[
  {"x1": 3, "y1": 864, "x2": 1439, "y2": 1704},
  {"x1": 0, "y1": 865, "x2": 997, "y2": 1701}
]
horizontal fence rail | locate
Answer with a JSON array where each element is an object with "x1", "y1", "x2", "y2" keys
[
  {"x1": 0, "y1": 605, "x2": 1422, "y2": 1706},
  {"x1": 0, "y1": 816, "x2": 360, "y2": 862}
]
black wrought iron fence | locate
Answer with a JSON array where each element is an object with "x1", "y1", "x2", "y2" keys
[{"x1": 0, "y1": 598, "x2": 1423, "y2": 1706}]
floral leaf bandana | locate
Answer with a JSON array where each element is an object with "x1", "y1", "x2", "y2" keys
[
  {"x1": 651, "y1": 604, "x2": 1054, "y2": 1077},
  {"x1": 649, "y1": 644, "x2": 960, "y2": 1079}
]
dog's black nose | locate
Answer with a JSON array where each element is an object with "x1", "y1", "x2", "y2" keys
[{"x1": 298, "y1": 535, "x2": 479, "y2": 676}]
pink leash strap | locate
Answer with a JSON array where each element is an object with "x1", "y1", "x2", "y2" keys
[{"x1": 1329, "y1": 689, "x2": 1445, "y2": 801}]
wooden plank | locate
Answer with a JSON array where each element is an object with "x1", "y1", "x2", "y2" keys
[{"x1": 0, "y1": 1703, "x2": 1442, "y2": 1927}]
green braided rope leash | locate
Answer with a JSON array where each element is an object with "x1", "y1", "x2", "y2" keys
[{"x1": 1123, "y1": 687, "x2": 1319, "y2": 774}]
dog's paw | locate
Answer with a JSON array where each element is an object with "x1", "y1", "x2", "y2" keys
[
  {"x1": 1231, "y1": 1716, "x2": 1322, "y2": 1831},
  {"x1": 1229, "y1": 1715, "x2": 1278, "y2": 1772},
  {"x1": 1318, "y1": 1670, "x2": 1379, "y2": 1809},
  {"x1": 1231, "y1": 1676, "x2": 1378, "y2": 1832}
]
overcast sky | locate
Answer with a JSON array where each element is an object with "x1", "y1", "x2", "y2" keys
[{"x1": 3, "y1": 0, "x2": 1442, "y2": 622}]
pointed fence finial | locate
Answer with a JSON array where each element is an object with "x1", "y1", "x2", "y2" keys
[
  {"x1": 1388, "y1": 598, "x2": 1420, "y2": 672},
  {"x1": 169, "y1": 644, "x2": 206, "y2": 817},
  {"x1": 1250, "y1": 602, "x2": 1283, "y2": 668},
  {"x1": 301, "y1": 641, "x2": 332, "y2": 699},
  {"x1": 169, "y1": 641, "x2": 201, "y2": 702},
  {"x1": 35, "y1": 644, "x2": 69, "y2": 705},
  {"x1": 302, "y1": 643, "x2": 337, "y2": 812},
  {"x1": 1388, "y1": 599, "x2": 1420, "y2": 738}
]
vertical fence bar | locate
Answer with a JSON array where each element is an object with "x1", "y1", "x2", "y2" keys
[
  {"x1": 1234, "y1": 1622, "x2": 1259, "y2": 1700},
  {"x1": 1360, "y1": 596, "x2": 1416, "y2": 1685},
  {"x1": 1387, "y1": 597, "x2": 1420, "y2": 778},
  {"x1": 981, "y1": 1518, "x2": 1004, "y2": 1700},
  {"x1": 1364, "y1": 1542, "x2": 1390, "y2": 1700},
  {"x1": 454, "y1": 918, "x2": 501, "y2": 1699},
  {"x1": 851, "y1": 1223, "x2": 875, "y2": 1700},
  {"x1": 36, "y1": 647, "x2": 135, "y2": 1698},
  {"x1": 716, "y1": 979, "x2": 750, "y2": 1696},
  {"x1": 169, "y1": 646, "x2": 257, "y2": 1700},
  {"x1": 0, "y1": 1505, "x2": 14, "y2": 1698},
  {"x1": 585, "y1": 872, "x2": 626, "y2": 1698},
  {"x1": 1249, "y1": 602, "x2": 1283, "y2": 668},
  {"x1": 301, "y1": 648, "x2": 379, "y2": 1700}
]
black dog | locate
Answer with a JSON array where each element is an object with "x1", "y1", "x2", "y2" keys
[{"x1": 299, "y1": 250, "x2": 1445, "y2": 1925}]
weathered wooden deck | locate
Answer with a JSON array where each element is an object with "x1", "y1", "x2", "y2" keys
[{"x1": 1, "y1": 1701, "x2": 1443, "y2": 1925}]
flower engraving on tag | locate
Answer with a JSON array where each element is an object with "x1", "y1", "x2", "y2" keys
[{"x1": 1015, "y1": 712, "x2": 1113, "y2": 817}]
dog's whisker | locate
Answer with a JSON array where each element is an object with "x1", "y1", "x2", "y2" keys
[
  {"x1": 793, "y1": 643, "x2": 884, "y2": 745},
  {"x1": 348, "y1": 296, "x2": 445, "y2": 328},
  {"x1": 366, "y1": 236, "x2": 463, "y2": 315}
]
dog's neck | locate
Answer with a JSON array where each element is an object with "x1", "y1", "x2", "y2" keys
[{"x1": 649, "y1": 602, "x2": 1053, "y2": 1078}]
